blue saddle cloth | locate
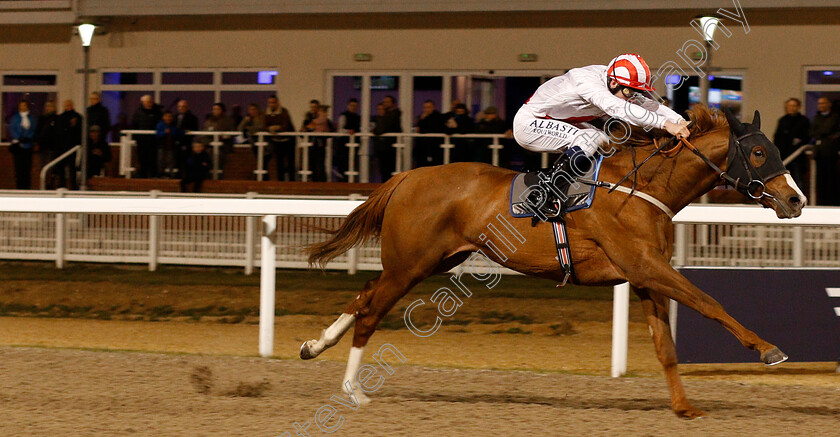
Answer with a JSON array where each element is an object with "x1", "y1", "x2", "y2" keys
[{"x1": 509, "y1": 154, "x2": 604, "y2": 218}]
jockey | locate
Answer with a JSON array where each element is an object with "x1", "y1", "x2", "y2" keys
[{"x1": 513, "y1": 53, "x2": 690, "y2": 216}]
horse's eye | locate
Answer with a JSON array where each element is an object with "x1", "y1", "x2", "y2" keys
[{"x1": 754, "y1": 150, "x2": 764, "y2": 157}]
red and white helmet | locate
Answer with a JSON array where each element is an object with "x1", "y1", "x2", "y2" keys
[{"x1": 606, "y1": 53, "x2": 655, "y2": 92}]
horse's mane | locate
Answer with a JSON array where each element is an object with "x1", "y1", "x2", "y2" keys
[{"x1": 615, "y1": 104, "x2": 728, "y2": 149}]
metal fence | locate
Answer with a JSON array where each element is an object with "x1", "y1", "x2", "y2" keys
[
  {"x1": 1, "y1": 190, "x2": 839, "y2": 272},
  {"x1": 116, "y1": 130, "x2": 532, "y2": 183},
  {"x1": 0, "y1": 190, "x2": 379, "y2": 274}
]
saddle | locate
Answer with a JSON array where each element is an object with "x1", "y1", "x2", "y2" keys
[
  {"x1": 507, "y1": 155, "x2": 603, "y2": 286},
  {"x1": 509, "y1": 154, "x2": 604, "y2": 222}
]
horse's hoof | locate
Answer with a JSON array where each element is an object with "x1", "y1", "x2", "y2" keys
[
  {"x1": 348, "y1": 388, "x2": 371, "y2": 406},
  {"x1": 299, "y1": 341, "x2": 317, "y2": 360},
  {"x1": 674, "y1": 405, "x2": 706, "y2": 419},
  {"x1": 761, "y1": 347, "x2": 789, "y2": 366}
]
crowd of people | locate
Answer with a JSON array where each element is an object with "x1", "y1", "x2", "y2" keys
[
  {"x1": 7, "y1": 92, "x2": 840, "y2": 202},
  {"x1": 7, "y1": 94, "x2": 111, "y2": 190},
  {"x1": 773, "y1": 96, "x2": 840, "y2": 205},
  {"x1": 5, "y1": 92, "x2": 526, "y2": 189}
]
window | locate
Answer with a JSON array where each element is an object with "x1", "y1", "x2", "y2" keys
[
  {"x1": 664, "y1": 74, "x2": 743, "y2": 118},
  {"x1": 100, "y1": 69, "x2": 278, "y2": 128},
  {"x1": 803, "y1": 67, "x2": 840, "y2": 118}
]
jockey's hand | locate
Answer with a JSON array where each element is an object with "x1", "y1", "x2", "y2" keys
[{"x1": 664, "y1": 120, "x2": 690, "y2": 139}]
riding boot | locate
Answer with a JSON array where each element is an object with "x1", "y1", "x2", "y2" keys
[{"x1": 525, "y1": 147, "x2": 593, "y2": 218}]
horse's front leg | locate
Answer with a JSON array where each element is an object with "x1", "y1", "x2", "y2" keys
[
  {"x1": 620, "y1": 247, "x2": 787, "y2": 364},
  {"x1": 633, "y1": 286, "x2": 705, "y2": 418}
]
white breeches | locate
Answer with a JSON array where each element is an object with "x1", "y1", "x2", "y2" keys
[{"x1": 513, "y1": 108, "x2": 609, "y2": 157}]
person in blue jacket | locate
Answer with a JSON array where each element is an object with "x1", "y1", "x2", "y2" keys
[{"x1": 9, "y1": 99, "x2": 38, "y2": 189}]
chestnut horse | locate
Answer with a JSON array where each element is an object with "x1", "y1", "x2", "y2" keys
[{"x1": 300, "y1": 106, "x2": 805, "y2": 418}]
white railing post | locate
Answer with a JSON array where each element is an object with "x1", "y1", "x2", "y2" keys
[
  {"x1": 674, "y1": 223, "x2": 688, "y2": 267},
  {"x1": 55, "y1": 188, "x2": 67, "y2": 269},
  {"x1": 611, "y1": 282, "x2": 630, "y2": 378},
  {"x1": 489, "y1": 135, "x2": 502, "y2": 167},
  {"x1": 120, "y1": 133, "x2": 135, "y2": 178},
  {"x1": 210, "y1": 133, "x2": 223, "y2": 181},
  {"x1": 793, "y1": 226, "x2": 805, "y2": 267},
  {"x1": 360, "y1": 135, "x2": 370, "y2": 183},
  {"x1": 347, "y1": 193, "x2": 362, "y2": 275},
  {"x1": 346, "y1": 135, "x2": 359, "y2": 183},
  {"x1": 669, "y1": 299, "x2": 678, "y2": 342},
  {"x1": 245, "y1": 192, "x2": 257, "y2": 275},
  {"x1": 441, "y1": 135, "x2": 454, "y2": 165},
  {"x1": 259, "y1": 214, "x2": 277, "y2": 358},
  {"x1": 298, "y1": 135, "x2": 312, "y2": 182},
  {"x1": 808, "y1": 150, "x2": 816, "y2": 206},
  {"x1": 404, "y1": 134, "x2": 413, "y2": 171},
  {"x1": 393, "y1": 137, "x2": 405, "y2": 175},
  {"x1": 149, "y1": 190, "x2": 160, "y2": 272},
  {"x1": 255, "y1": 133, "x2": 269, "y2": 181}
]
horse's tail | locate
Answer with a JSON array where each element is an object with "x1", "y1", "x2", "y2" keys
[{"x1": 305, "y1": 172, "x2": 410, "y2": 268}]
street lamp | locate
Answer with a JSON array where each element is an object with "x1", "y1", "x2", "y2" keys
[
  {"x1": 693, "y1": 15, "x2": 719, "y2": 205},
  {"x1": 77, "y1": 23, "x2": 95, "y2": 191},
  {"x1": 694, "y1": 15, "x2": 720, "y2": 107}
]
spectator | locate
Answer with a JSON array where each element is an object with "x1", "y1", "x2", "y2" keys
[
  {"x1": 36, "y1": 101, "x2": 61, "y2": 188},
  {"x1": 773, "y1": 98, "x2": 810, "y2": 188},
  {"x1": 445, "y1": 103, "x2": 474, "y2": 162},
  {"x1": 239, "y1": 104, "x2": 266, "y2": 176},
  {"x1": 58, "y1": 100, "x2": 82, "y2": 189},
  {"x1": 301, "y1": 99, "x2": 321, "y2": 132},
  {"x1": 306, "y1": 105, "x2": 334, "y2": 182},
  {"x1": 335, "y1": 99, "x2": 361, "y2": 180},
  {"x1": 175, "y1": 100, "x2": 199, "y2": 174},
  {"x1": 86, "y1": 125, "x2": 111, "y2": 178},
  {"x1": 230, "y1": 104, "x2": 243, "y2": 127},
  {"x1": 474, "y1": 106, "x2": 508, "y2": 164},
  {"x1": 442, "y1": 99, "x2": 462, "y2": 121},
  {"x1": 265, "y1": 96, "x2": 296, "y2": 181},
  {"x1": 180, "y1": 138, "x2": 212, "y2": 193},
  {"x1": 131, "y1": 95, "x2": 163, "y2": 178},
  {"x1": 810, "y1": 96, "x2": 840, "y2": 205},
  {"x1": 9, "y1": 99, "x2": 37, "y2": 189},
  {"x1": 87, "y1": 92, "x2": 111, "y2": 141},
  {"x1": 414, "y1": 100, "x2": 445, "y2": 167},
  {"x1": 203, "y1": 102, "x2": 236, "y2": 179},
  {"x1": 372, "y1": 96, "x2": 402, "y2": 181},
  {"x1": 155, "y1": 111, "x2": 184, "y2": 178}
]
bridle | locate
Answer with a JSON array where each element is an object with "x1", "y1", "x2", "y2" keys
[{"x1": 611, "y1": 122, "x2": 788, "y2": 204}]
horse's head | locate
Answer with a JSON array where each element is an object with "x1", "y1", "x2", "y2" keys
[{"x1": 721, "y1": 108, "x2": 805, "y2": 218}]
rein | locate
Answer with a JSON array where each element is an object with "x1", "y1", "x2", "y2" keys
[{"x1": 597, "y1": 125, "x2": 778, "y2": 218}]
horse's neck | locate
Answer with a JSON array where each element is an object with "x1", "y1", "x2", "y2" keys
[{"x1": 605, "y1": 135, "x2": 728, "y2": 214}]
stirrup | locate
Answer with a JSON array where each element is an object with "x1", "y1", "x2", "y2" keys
[{"x1": 526, "y1": 157, "x2": 572, "y2": 218}]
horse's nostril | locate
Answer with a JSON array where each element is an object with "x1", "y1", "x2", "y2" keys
[{"x1": 789, "y1": 196, "x2": 802, "y2": 206}]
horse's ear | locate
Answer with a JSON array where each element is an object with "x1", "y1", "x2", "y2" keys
[
  {"x1": 723, "y1": 107, "x2": 743, "y2": 133},
  {"x1": 752, "y1": 110, "x2": 761, "y2": 130}
]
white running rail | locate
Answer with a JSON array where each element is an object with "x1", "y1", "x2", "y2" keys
[{"x1": 0, "y1": 193, "x2": 839, "y2": 366}]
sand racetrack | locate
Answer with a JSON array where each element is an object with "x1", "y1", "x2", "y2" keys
[
  {"x1": 0, "y1": 263, "x2": 838, "y2": 436},
  {"x1": 1, "y1": 346, "x2": 839, "y2": 437}
]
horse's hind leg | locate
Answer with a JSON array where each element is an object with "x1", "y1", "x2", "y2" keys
[
  {"x1": 299, "y1": 275, "x2": 379, "y2": 360},
  {"x1": 340, "y1": 265, "x2": 435, "y2": 403},
  {"x1": 634, "y1": 287, "x2": 705, "y2": 419}
]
